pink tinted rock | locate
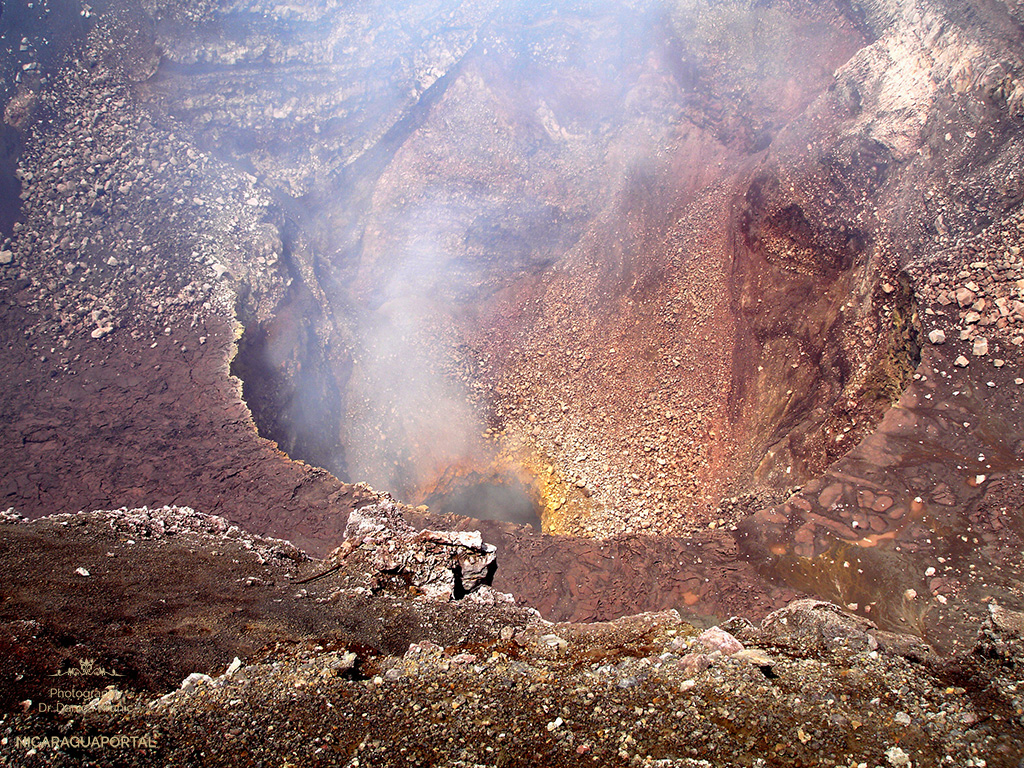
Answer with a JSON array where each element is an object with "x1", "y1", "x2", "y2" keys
[
  {"x1": 794, "y1": 524, "x2": 815, "y2": 545},
  {"x1": 697, "y1": 626, "x2": 744, "y2": 655},
  {"x1": 794, "y1": 542, "x2": 814, "y2": 559},
  {"x1": 857, "y1": 489, "x2": 875, "y2": 508},
  {"x1": 677, "y1": 653, "x2": 713, "y2": 675},
  {"x1": 817, "y1": 483, "x2": 844, "y2": 509},
  {"x1": 406, "y1": 641, "x2": 444, "y2": 657}
]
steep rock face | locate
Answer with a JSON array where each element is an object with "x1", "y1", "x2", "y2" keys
[
  {"x1": 726, "y1": 0, "x2": 1024, "y2": 651},
  {"x1": 138, "y1": 0, "x2": 504, "y2": 479},
  {"x1": 0, "y1": 3, "x2": 372, "y2": 554},
  {"x1": 725, "y1": 0, "x2": 1024, "y2": 492},
  {"x1": 135, "y1": 0, "x2": 886, "y2": 535}
]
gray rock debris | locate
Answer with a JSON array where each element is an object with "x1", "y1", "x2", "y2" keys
[
  {"x1": 885, "y1": 745, "x2": 912, "y2": 767},
  {"x1": 761, "y1": 599, "x2": 879, "y2": 651},
  {"x1": 99, "y1": 505, "x2": 305, "y2": 565},
  {"x1": 339, "y1": 500, "x2": 499, "y2": 600},
  {"x1": 0, "y1": 508, "x2": 25, "y2": 522},
  {"x1": 760, "y1": 599, "x2": 932, "y2": 658},
  {"x1": 988, "y1": 602, "x2": 1024, "y2": 637}
]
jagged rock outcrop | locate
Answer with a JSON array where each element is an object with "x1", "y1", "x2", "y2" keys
[{"x1": 337, "y1": 500, "x2": 499, "y2": 600}]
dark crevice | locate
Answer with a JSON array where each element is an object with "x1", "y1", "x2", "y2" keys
[
  {"x1": 0, "y1": 124, "x2": 23, "y2": 238},
  {"x1": 231, "y1": 276, "x2": 351, "y2": 481}
]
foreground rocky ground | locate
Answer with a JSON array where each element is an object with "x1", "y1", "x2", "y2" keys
[{"x1": 1, "y1": 505, "x2": 1023, "y2": 767}]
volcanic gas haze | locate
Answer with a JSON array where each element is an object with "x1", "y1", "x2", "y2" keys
[{"x1": 146, "y1": 0, "x2": 914, "y2": 538}]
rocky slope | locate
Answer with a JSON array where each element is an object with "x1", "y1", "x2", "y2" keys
[
  {"x1": 1, "y1": 0, "x2": 1024, "y2": 764},
  {"x1": 1, "y1": 506, "x2": 1023, "y2": 767}
]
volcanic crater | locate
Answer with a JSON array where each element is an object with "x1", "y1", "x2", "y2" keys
[
  {"x1": 219, "y1": 0, "x2": 911, "y2": 538},
  {"x1": 3, "y1": 0, "x2": 1024, "y2": 764}
]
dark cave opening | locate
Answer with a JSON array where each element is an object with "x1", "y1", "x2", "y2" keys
[{"x1": 229, "y1": 291, "x2": 351, "y2": 482}]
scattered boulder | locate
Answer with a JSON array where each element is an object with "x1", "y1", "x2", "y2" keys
[
  {"x1": 955, "y1": 287, "x2": 977, "y2": 307},
  {"x1": 885, "y1": 745, "x2": 912, "y2": 767},
  {"x1": 539, "y1": 633, "x2": 568, "y2": 655},
  {"x1": 759, "y1": 599, "x2": 935, "y2": 659},
  {"x1": 870, "y1": 630, "x2": 936, "y2": 662},
  {"x1": 179, "y1": 672, "x2": 214, "y2": 693},
  {"x1": 676, "y1": 652, "x2": 712, "y2": 676},
  {"x1": 987, "y1": 602, "x2": 1024, "y2": 637},
  {"x1": 83, "y1": 688, "x2": 123, "y2": 714},
  {"x1": 696, "y1": 626, "x2": 744, "y2": 655},
  {"x1": 339, "y1": 501, "x2": 498, "y2": 600},
  {"x1": 760, "y1": 599, "x2": 877, "y2": 652},
  {"x1": 733, "y1": 647, "x2": 776, "y2": 667}
]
